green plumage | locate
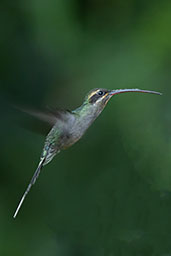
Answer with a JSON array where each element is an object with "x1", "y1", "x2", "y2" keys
[{"x1": 13, "y1": 88, "x2": 161, "y2": 218}]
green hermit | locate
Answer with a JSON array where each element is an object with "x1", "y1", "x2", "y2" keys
[{"x1": 13, "y1": 88, "x2": 162, "y2": 218}]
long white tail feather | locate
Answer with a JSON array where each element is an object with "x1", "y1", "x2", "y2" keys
[{"x1": 13, "y1": 157, "x2": 45, "y2": 218}]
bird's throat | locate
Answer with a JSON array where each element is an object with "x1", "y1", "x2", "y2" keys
[{"x1": 76, "y1": 103, "x2": 104, "y2": 131}]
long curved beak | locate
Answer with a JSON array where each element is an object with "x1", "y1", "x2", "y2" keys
[{"x1": 109, "y1": 89, "x2": 162, "y2": 96}]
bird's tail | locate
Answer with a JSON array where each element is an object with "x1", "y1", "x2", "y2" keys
[{"x1": 13, "y1": 156, "x2": 46, "y2": 218}]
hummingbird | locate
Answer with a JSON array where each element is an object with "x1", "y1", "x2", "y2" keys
[{"x1": 13, "y1": 88, "x2": 161, "y2": 218}]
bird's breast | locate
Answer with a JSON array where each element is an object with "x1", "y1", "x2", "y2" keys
[{"x1": 58, "y1": 107, "x2": 102, "y2": 149}]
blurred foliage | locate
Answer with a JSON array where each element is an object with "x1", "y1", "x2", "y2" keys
[{"x1": 0, "y1": 0, "x2": 171, "y2": 255}]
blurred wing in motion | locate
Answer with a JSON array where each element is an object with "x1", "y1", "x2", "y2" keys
[{"x1": 14, "y1": 106, "x2": 73, "y2": 135}]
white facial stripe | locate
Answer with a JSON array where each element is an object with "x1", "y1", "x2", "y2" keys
[
  {"x1": 95, "y1": 92, "x2": 109, "y2": 103},
  {"x1": 88, "y1": 89, "x2": 100, "y2": 100}
]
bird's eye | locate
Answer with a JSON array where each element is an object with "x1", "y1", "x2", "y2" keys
[{"x1": 98, "y1": 90, "x2": 105, "y2": 96}]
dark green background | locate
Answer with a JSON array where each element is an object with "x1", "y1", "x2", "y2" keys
[{"x1": 0, "y1": 0, "x2": 170, "y2": 255}]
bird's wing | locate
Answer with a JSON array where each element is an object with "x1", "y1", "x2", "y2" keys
[
  {"x1": 17, "y1": 106, "x2": 75, "y2": 125},
  {"x1": 46, "y1": 106, "x2": 73, "y2": 122},
  {"x1": 15, "y1": 105, "x2": 76, "y2": 135},
  {"x1": 18, "y1": 107, "x2": 58, "y2": 125}
]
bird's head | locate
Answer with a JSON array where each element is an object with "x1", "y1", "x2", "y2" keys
[
  {"x1": 85, "y1": 88, "x2": 112, "y2": 107},
  {"x1": 85, "y1": 88, "x2": 161, "y2": 109}
]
